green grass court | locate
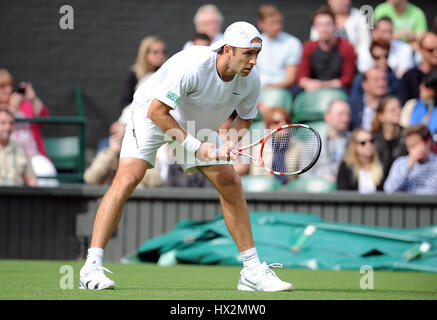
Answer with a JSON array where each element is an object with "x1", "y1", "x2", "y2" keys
[{"x1": 1, "y1": 260, "x2": 436, "y2": 300}]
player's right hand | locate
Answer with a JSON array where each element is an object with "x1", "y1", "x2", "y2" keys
[{"x1": 195, "y1": 142, "x2": 218, "y2": 162}]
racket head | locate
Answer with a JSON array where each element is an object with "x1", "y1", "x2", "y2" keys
[{"x1": 257, "y1": 124, "x2": 322, "y2": 176}]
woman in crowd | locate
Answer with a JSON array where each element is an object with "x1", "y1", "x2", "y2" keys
[
  {"x1": 350, "y1": 39, "x2": 398, "y2": 99},
  {"x1": 119, "y1": 36, "x2": 167, "y2": 110},
  {"x1": 337, "y1": 128, "x2": 384, "y2": 193},
  {"x1": 370, "y1": 96, "x2": 407, "y2": 183},
  {"x1": 0, "y1": 68, "x2": 57, "y2": 186}
]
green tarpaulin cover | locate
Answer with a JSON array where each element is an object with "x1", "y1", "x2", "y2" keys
[{"x1": 122, "y1": 212, "x2": 437, "y2": 272}]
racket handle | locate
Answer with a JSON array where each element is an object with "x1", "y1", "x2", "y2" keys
[{"x1": 215, "y1": 147, "x2": 239, "y2": 157}]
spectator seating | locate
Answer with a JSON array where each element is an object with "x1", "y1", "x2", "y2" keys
[
  {"x1": 292, "y1": 89, "x2": 348, "y2": 123},
  {"x1": 241, "y1": 175, "x2": 282, "y2": 192},
  {"x1": 305, "y1": 120, "x2": 328, "y2": 137},
  {"x1": 44, "y1": 136, "x2": 82, "y2": 182},
  {"x1": 285, "y1": 176, "x2": 337, "y2": 192},
  {"x1": 256, "y1": 87, "x2": 293, "y2": 121}
]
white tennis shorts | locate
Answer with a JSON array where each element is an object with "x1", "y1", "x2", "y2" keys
[{"x1": 120, "y1": 101, "x2": 232, "y2": 173}]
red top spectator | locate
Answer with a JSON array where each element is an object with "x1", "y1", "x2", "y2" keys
[
  {"x1": 298, "y1": 6, "x2": 356, "y2": 91},
  {"x1": 18, "y1": 99, "x2": 50, "y2": 157}
]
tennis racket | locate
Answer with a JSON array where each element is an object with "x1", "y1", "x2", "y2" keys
[{"x1": 227, "y1": 124, "x2": 322, "y2": 176}]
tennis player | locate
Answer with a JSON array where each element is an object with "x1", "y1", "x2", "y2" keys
[{"x1": 79, "y1": 21, "x2": 293, "y2": 292}]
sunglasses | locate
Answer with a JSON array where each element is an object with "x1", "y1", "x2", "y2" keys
[
  {"x1": 372, "y1": 54, "x2": 389, "y2": 60},
  {"x1": 422, "y1": 47, "x2": 437, "y2": 54},
  {"x1": 357, "y1": 138, "x2": 374, "y2": 146}
]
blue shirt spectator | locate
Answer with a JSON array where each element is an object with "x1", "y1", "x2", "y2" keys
[
  {"x1": 410, "y1": 100, "x2": 437, "y2": 133},
  {"x1": 256, "y1": 4, "x2": 302, "y2": 89},
  {"x1": 384, "y1": 124, "x2": 437, "y2": 194}
]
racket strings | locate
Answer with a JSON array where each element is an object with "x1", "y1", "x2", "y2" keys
[{"x1": 263, "y1": 126, "x2": 320, "y2": 174}]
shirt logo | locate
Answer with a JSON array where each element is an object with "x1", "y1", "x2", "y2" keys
[
  {"x1": 166, "y1": 91, "x2": 180, "y2": 103},
  {"x1": 232, "y1": 92, "x2": 241, "y2": 95}
]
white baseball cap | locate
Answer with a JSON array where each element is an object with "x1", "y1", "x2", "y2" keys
[{"x1": 210, "y1": 21, "x2": 262, "y2": 52}]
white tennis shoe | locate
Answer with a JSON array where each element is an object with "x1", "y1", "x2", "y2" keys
[
  {"x1": 237, "y1": 262, "x2": 293, "y2": 292},
  {"x1": 79, "y1": 262, "x2": 115, "y2": 290}
]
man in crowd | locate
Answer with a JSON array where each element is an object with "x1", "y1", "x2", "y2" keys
[
  {"x1": 349, "y1": 67, "x2": 388, "y2": 130},
  {"x1": 183, "y1": 4, "x2": 224, "y2": 49},
  {"x1": 384, "y1": 124, "x2": 437, "y2": 194},
  {"x1": 256, "y1": 4, "x2": 302, "y2": 90},
  {"x1": 0, "y1": 109, "x2": 37, "y2": 187},
  {"x1": 397, "y1": 32, "x2": 437, "y2": 105},
  {"x1": 297, "y1": 6, "x2": 356, "y2": 92},
  {"x1": 358, "y1": 17, "x2": 414, "y2": 79},
  {"x1": 374, "y1": 0, "x2": 427, "y2": 44}
]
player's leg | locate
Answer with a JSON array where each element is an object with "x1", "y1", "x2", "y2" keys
[
  {"x1": 79, "y1": 157, "x2": 148, "y2": 290},
  {"x1": 90, "y1": 157, "x2": 148, "y2": 249},
  {"x1": 197, "y1": 164, "x2": 255, "y2": 251},
  {"x1": 198, "y1": 164, "x2": 293, "y2": 292}
]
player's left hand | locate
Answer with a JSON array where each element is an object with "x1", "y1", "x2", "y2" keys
[{"x1": 216, "y1": 140, "x2": 238, "y2": 161}]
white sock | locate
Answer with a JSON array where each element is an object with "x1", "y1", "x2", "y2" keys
[
  {"x1": 85, "y1": 247, "x2": 104, "y2": 267},
  {"x1": 240, "y1": 247, "x2": 261, "y2": 271}
]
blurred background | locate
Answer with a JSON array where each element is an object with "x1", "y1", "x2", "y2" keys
[
  {"x1": 1, "y1": 0, "x2": 435, "y2": 150},
  {"x1": 1, "y1": 0, "x2": 437, "y2": 268}
]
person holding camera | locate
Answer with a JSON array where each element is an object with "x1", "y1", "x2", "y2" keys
[{"x1": 0, "y1": 68, "x2": 58, "y2": 186}]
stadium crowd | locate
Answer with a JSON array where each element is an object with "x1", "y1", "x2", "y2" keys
[{"x1": 1, "y1": 0, "x2": 437, "y2": 194}]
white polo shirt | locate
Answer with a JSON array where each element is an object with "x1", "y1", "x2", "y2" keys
[{"x1": 133, "y1": 45, "x2": 260, "y2": 135}]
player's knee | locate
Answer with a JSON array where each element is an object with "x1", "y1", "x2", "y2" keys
[
  {"x1": 218, "y1": 171, "x2": 242, "y2": 190},
  {"x1": 114, "y1": 172, "x2": 142, "y2": 191}
]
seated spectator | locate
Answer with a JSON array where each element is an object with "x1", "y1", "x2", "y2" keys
[
  {"x1": 384, "y1": 124, "x2": 437, "y2": 194},
  {"x1": 370, "y1": 95, "x2": 407, "y2": 183},
  {"x1": 350, "y1": 40, "x2": 398, "y2": 99},
  {"x1": 0, "y1": 69, "x2": 57, "y2": 186},
  {"x1": 310, "y1": 0, "x2": 371, "y2": 55},
  {"x1": 192, "y1": 33, "x2": 211, "y2": 46},
  {"x1": 305, "y1": 99, "x2": 351, "y2": 182},
  {"x1": 349, "y1": 67, "x2": 388, "y2": 131},
  {"x1": 374, "y1": 0, "x2": 427, "y2": 44},
  {"x1": 397, "y1": 32, "x2": 437, "y2": 105},
  {"x1": 234, "y1": 107, "x2": 298, "y2": 185},
  {"x1": 183, "y1": 4, "x2": 223, "y2": 49},
  {"x1": 84, "y1": 122, "x2": 163, "y2": 187},
  {"x1": 256, "y1": 4, "x2": 302, "y2": 90},
  {"x1": 337, "y1": 128, "x2": 384, "y2": 193},
  {"x1": 120, "y1": 36, "x2": 167, "y2": 110},
  {"x1": 401, "y1": 71, "x2": 437, "y2": 137},
  {"x1": 298, "y1": 6, "x2": 356, "y2": 92},
  {"x1": 358, "y1": 17, "x2": 414, "y2": 79},
  {"x1": 95, "y1": 121, "x2": 126, "y2": 155},
  {"x1": 0, "y1": 109, "x2": 37, "y2": 186}
]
